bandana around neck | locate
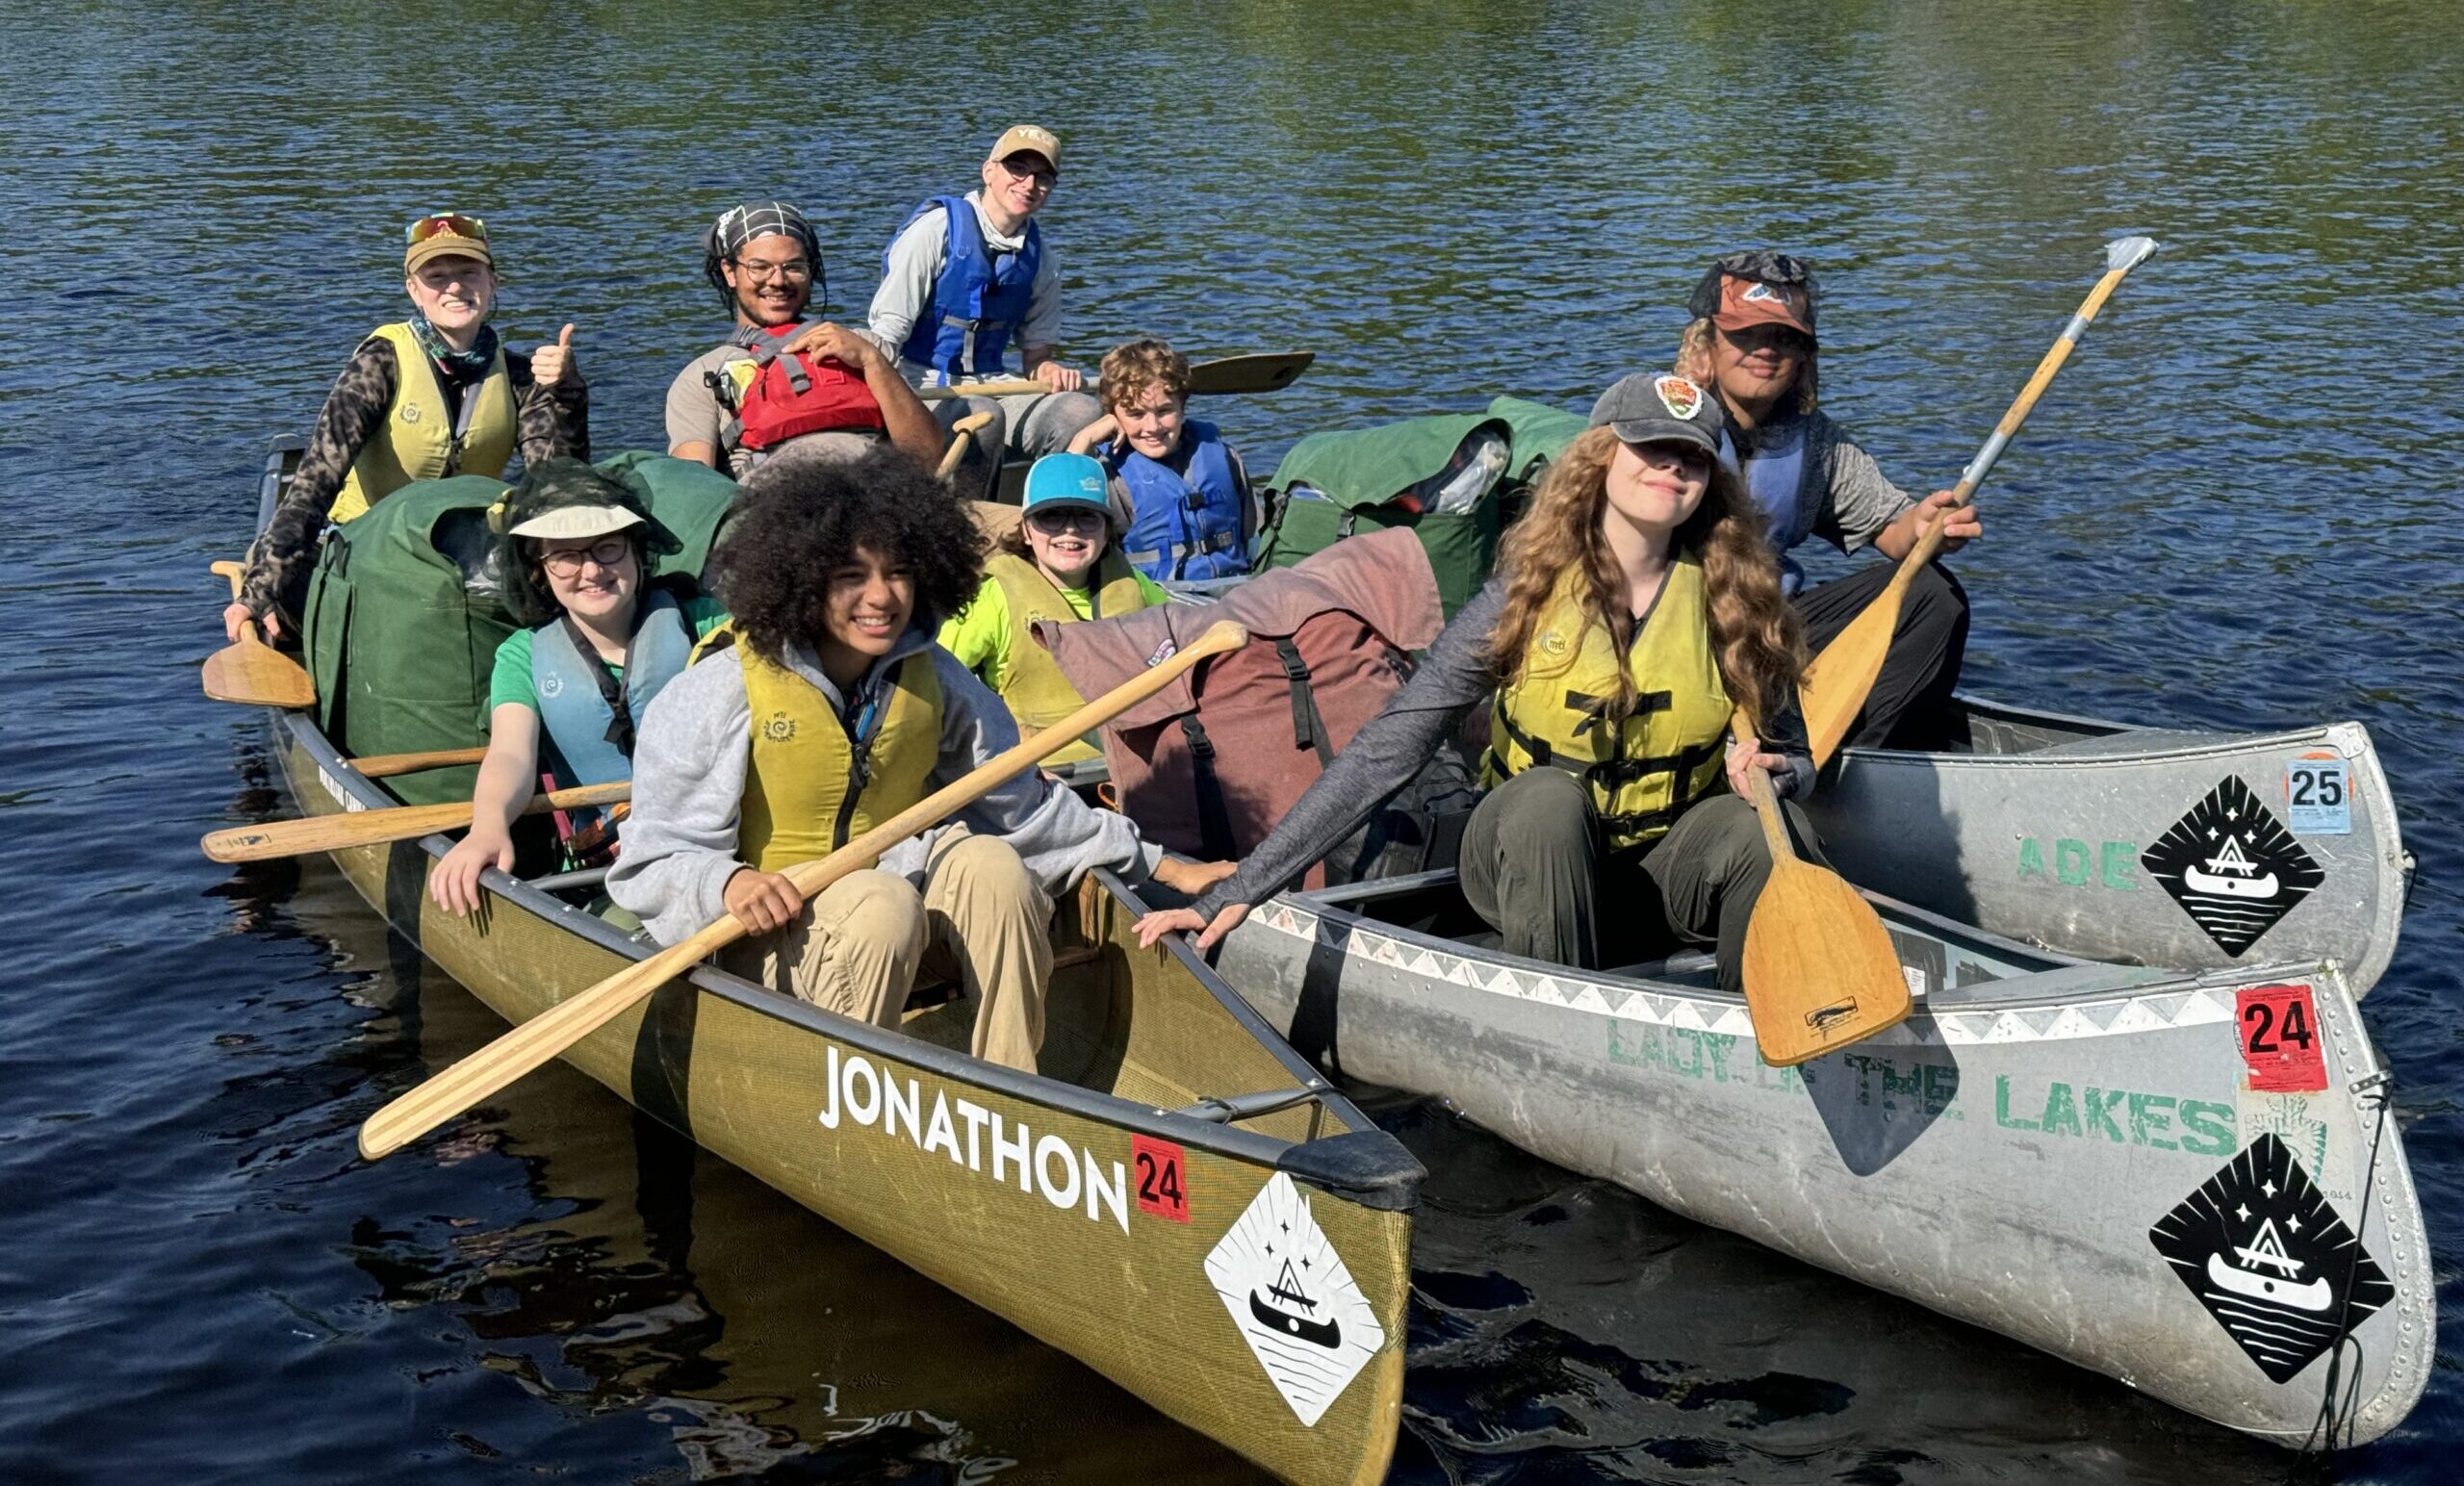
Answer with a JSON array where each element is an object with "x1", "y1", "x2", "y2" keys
[{"x1": 408, "y1": 316, "x2": 500, "y2": 379}]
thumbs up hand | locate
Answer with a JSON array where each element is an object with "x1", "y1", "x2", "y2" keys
[{"x1": 532, "y1": 322, "x2": 578, "y2": 387}]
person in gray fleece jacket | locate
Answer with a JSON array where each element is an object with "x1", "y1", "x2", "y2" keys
[{"x1": 608, "y1": 449, "x2": 1222, "y2": 1073}]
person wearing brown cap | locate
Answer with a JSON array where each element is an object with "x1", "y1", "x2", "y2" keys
[
  {"x1": 224, "y1": 213, "x2": 590, "y2": 645},
  {"x1": 869, "y1": 125, "x2": 1101, "y2": 493},
  {"x1": 1136, "y1": 372, "x2": 1820, "y2": 993},
  {"x1": 1676, "y1": 251, "x2": 1979, "y2": 750},
  {"x1": 429, "y1": 459, "x2": 730, "y2": 922}
]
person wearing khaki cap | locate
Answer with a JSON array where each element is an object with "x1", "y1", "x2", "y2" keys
[
  {"x1": 870, "y1": 125, "x2": 1101, "y2": 494},
  {"x1": 224, "y1": 212, "x2": 590, "y2": 645},
  {"x1": 1676, "y1": 250, "x2": 1977, "y2": 750}
]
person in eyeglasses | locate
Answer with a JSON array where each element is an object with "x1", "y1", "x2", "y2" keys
[
  {"x1": 869, "y1": 125, "x2": 1102, "y2": 494},
  {"x1": 665, "y1": 200, "x2": 941, "y2": 478},
  {"x1": 1065, "y1": 338, "x2": 1254, "y2": 582},
  {"x1": 429, "y1": 459, "x2": 730, "y2": 920},
  {"x1": 937, "y1": 452, "x2": 1169, "y2": 767},
  {"x1": 226, "y1": 214, "x2": 589, "y2": 645},
  {"x1": 1676, "y1": 251, "x2": 1980, "y2": 751}
]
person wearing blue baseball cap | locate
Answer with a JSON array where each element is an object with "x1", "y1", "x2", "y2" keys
[{"x1": 937, "y1": 451, "x2": 1169, "y2": 766}]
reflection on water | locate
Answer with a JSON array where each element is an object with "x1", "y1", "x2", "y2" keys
[{"x1": 2, "y1": 0, "x2": 2459, "y2": 1481}]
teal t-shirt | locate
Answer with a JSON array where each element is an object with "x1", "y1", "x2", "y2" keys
[{"x1": 488, "y1": 592, "x2": 730, "y2": 715}]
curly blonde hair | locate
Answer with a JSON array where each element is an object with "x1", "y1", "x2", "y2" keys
[
  {"x1": 1486, "y1": 426, "x2": 1805, "y2": 730},
  {"x1": 1098, "y1": 337, "x2": 1192, "y2": 412},
  {"x1": 1674, "y1": 319, "x2": 1819, "y2": 417}
]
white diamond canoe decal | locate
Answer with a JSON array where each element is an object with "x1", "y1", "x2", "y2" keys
[{"x1": 1203, "y1": 1172, "x2": 1385, "y2": 1426}]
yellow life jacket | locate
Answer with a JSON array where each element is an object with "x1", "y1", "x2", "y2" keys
[
  {"x1": 330, "y1": 322, "x2": 519, "y2": 522},
  {"x1": 983, "y1": 550, "x2": 1153, "y2": 765},
  {"x1": 695, "y1": 624, "x2": 945, "y2": 872},
  {"x1": 1480, "y1": 553, "x2": 1732, "y2": 851}
]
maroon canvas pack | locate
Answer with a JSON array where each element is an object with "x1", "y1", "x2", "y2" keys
[{"x1": 1033, "y1": 527, "x2": 1443, "y2": 885}]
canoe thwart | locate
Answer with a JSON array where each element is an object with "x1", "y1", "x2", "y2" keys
[{"x1": 1174, "y1": 1086, "x2": 1327, "y2": 1124}]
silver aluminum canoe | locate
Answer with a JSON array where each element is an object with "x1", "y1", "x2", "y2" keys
[
  {"x1": 1809, "y1": 698, "x2": 2409, "y2": 995},
  {"x1": 1214, "y1": 871, "x2": 2433, "y2": 1448}
]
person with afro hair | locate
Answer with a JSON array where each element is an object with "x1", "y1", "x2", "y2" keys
[{"x1": 608, "y1": 447, "x2": 1223, "y2": 1073}]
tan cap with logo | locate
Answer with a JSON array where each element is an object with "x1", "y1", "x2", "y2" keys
[{"x1": 988, "y1": 124, "x2": 1062, "y2": 171}]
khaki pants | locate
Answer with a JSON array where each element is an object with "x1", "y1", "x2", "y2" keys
[{"x1": 721, "y1": 828, "x2": 1054, "y2": 1073}]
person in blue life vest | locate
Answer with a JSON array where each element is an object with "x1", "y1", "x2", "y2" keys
[
  {"x1": 226, "y1": 213, "x2": 588, "y2": 644},
  {"x1": 937, "y1": 452, "x2": 1171, "y2": 768},
  {"x1": 665, "y1": 201, "x2": 941, "y2": 477},
  {"x1": 1675, "y1": 251, "x2": 1982, "y2": 750},
  {"x1": 1134, "y1": 372, "x2": 1819, "y2": 992},
  {"x1": 605, "y1": 449, "x2": 1227, "y2": 1073},
  {"x1": 869, "y1": 125, "x2": 1102, "y2": 494},
  {"x1": 1065, "y1": 338, "x2": 1253, "y2": 582},
  {"x1": 429, "y1": 460, "x2": 729, "y2": 919}
]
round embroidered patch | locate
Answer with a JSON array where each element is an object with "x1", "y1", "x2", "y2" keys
[
  {"x1": 538, "y1": 675, "x2": 564, "y2": 698},
  {"x1": 762, "y1": 712, "x2": 797, "y2": 743}
]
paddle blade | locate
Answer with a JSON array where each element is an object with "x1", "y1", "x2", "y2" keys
[
  {"x1": 202, "y1": 637, "x2": 316, "y2": 708},
  {"x1": 1798, "y1": 578, "x2": 1903, "y2": 769},
  {"x1": 1187, "y1": 350, "x2": 1313, "y2": 396},
  {"x1": 1740, "y1": 860, "x2": 1912, "y2": 1066},
  {"x1": 2104, "y1": 235, "x2": 2159, "y2": 272}
]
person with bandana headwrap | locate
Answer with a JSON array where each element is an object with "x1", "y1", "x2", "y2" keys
[
  {"x1": 428, "y1": 458, "x2": 731, "y2": 923},
  {"x1": 1675, "y1": 251, "x2": 1981, "y2": 751},
  {"x1": 665, "y1": 200, "x2": 941, "y2": 478},
  {"x1": 226, "y1": 214, "x2": 590, "y2": 644}
]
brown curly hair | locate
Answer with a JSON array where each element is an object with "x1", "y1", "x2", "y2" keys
[
  {"x1": 712, "y1": 448, "x2": 985, "y2": 666},
  {"x1": 1097, "y1": 337, "x2": 1191, "y2": 412},
  {"x1": 1674, "y1": 319, "x2": 1820, "y2": 417},
  {"x1": 1486, "y1": 426, "x2": 1806, "y2": 730}
]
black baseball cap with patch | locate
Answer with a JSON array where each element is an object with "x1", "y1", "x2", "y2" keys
[{"x1": 1589, "y1": 372, "x2": 1723, "y2": 454}]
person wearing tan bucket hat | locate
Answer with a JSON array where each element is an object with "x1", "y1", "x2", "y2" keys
[
  {"x1": 428, "y1": 458, "x2": 730, "y2": 925},
  {"x1": 870, "y1": 124, "x2": 1102, "y2": 495},
  {"x1": 1676, "y1": 250, "x2": 1978, "y2": 750},
  {"x1": 225, "y1": 212, "x2": 591, "y2": 646}
]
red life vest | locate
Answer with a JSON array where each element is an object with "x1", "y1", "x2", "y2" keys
[{"x1": 720, "y1": 322, "x2": 887, "y2": 453}]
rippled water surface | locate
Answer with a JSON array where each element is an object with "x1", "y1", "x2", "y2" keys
[{"x1": 4, "y1": 2, "x2": 2460, "y2": 1480}]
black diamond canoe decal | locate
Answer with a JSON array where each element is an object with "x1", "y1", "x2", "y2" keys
[
  {"x1": 2148, "y1": 1135, "x2": 2392, "y2": 1384},
  {"x1": 2142, "y1": 776, "x2": 2323, "y2": 955}
]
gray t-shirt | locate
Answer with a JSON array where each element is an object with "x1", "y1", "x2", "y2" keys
[
  {"x1": 868, "y1": 190, "x2": 1065, "y2": 382},
  {"x1": 1738, "y1": 407, "x2": 1917, "y2": 555}
]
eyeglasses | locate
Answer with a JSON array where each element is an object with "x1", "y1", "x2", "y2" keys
[
  {"x1": 996, "y1": 156, "x2": 1057, "y2": 189},
  {"x1": 1027, "y1": 506, "x2": 1106, "y2": 534},
  {"x1": 538, "y1": 536, "x2": 633, "y2": 576},
  {"x1": 406, "y1": 212, "x2": 489, "y2": 244},
  {"x1": 733, "y1": 256, "x2": 812, "y2": 283}
]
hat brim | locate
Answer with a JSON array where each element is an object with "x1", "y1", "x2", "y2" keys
[
  {"x1": 1710, "y1": 300, "x2": 1813, "y2": 338},
  {"x1": 509, "y1": 505, "x2": 647, "y2": 541},
  {"x1": 405, "y1": 236, "x2": 494, "y2": 274},
  {"x1": 1604, "y1": 421, "x2": 1720, "y2": 454}
]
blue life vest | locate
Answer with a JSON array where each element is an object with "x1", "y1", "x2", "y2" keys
[
  {"x1": 887, "y1": 195, "x2": 1041, "y2": 379},
  {"x1": 1728, "y1": 419, "x2": 1813, "y2": 597},
  {"x1": 531, "y1": 587, "x2": 695, "y2": 850},
  {"x1": 1107, "y1": 421, "x2": 1248, "y2": 582}
]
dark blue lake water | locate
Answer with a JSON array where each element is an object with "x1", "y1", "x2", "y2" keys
[{"x1": 3, "y1": 2, "x2": 2458, "y2": 1480}]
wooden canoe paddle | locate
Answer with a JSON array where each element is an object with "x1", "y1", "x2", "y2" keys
[
  {"x1": 914, "y1": 350, "x2": 1314, "y2": 403},
  {"x1": 1732, "y1": 712, "x2": 1911, "y2": 1065},
  {"x1": 203, "y1": 561, "x2": 316, "y2": 709},
  {"x1": 936, "y1": 410, "x2": 996, "y2": 479},
  {"x1": 349, "y1": 746, "x2": 488, "y2": 778},
  {"x1": 355, "y1": 618, "x2": 1251, "y2": 1161},
  {"x1": 201, "y1": 781, "x2": 631, "y2": 863},
  {"x1": 1799, "y1": 236, "x2": 2158, "y2": 766}
]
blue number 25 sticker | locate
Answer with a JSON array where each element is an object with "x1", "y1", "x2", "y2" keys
[{"x1": 2285, "y1": 753, "x2": 2351, "y2": 835}]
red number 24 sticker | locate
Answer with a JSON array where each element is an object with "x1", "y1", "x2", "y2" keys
[
  {"x1": 1132, "y1": 1136, "x2": 1190, "y2": 1222},
  {"x1": 2236, "y1": 984, "x2": 2327, "y2": 1093}
]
